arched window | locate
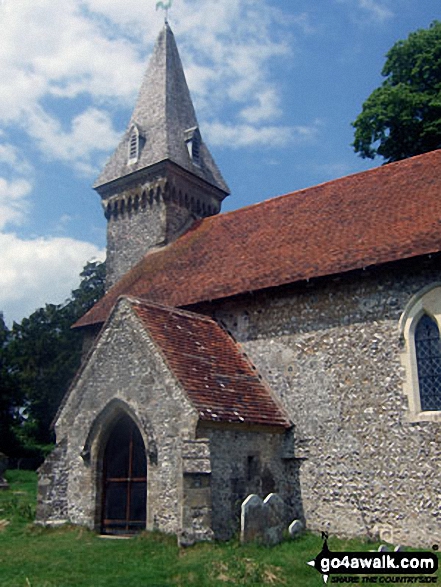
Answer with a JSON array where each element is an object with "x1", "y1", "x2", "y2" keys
[
  {"x1": 400, "y1": 284, "x2": 441, "y2": 421},
  {"x1": 415, "y1": 314, "x2": 441, "y2": 411}
]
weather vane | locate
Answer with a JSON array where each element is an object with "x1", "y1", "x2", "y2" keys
[{"x1": 156, "y1": 0, "x2": 173, "y2": 22}]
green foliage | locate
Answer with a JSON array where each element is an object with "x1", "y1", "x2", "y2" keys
[
  {"x1": 352, "y1": 20, "x2": 441, "y2": 162},
  {"x1": 1, "y1": 474, "x2": 440, "y2": 586},
  {"x1": 0, "y1": 471, "x2": 37, "y2": 533},
  {"x1": 0, "y1": 314, "x2": 23, "y2": 457},
  {"x1": 1, "y1": 261, "x2": 105, "y2": 457},
  {"x1": 0, "y1": 473, "x2": 389, "y2": 587},
  {"x1": 1, "y1": 473, "x2": 440, "y2": 587}
]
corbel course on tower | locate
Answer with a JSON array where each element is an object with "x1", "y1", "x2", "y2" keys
[{"x1": 95, "y1": 22, "x2": 229, "y2": 290}]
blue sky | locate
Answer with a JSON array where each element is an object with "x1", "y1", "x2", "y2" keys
[{"x1": 0, "y1": 0, "x2": 439, "y2": 324}]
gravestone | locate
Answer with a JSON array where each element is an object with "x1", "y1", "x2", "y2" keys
[
  {"x1": 263, "y1": 494, "x2": 285, "y2": 545},
  {"x1": 0, "y1": 453, "x2": 9, "y2": 490},
  {"x1": 241, "y1": 494, "x2": 263, "y2": 543},
  {"x1": 289, "y1": 519, "x2": 304, "y2": 539},
  {"x1": 240, "y1": 493, "x2": 286, "y2": 545}
]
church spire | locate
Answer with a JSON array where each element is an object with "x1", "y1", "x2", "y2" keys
[
  {"x1": 95, "y1": 22, "x2": 229, "y2": 194},
  {"x1": 95, "y1": 23, "x2": 230, "y2": 290}
]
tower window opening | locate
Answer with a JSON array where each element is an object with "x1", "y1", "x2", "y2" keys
[
  {"x1": 128, "y1": 126, "x2": 140, "y2": 164},
  {"x1": 192, "y1": 136, "x2": 200, "y2": 165},
  {"x1": 184, "y1": 127, "x2": 201, "y2": 166}
]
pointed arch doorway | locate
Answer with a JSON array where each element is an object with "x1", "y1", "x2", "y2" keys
[{"x1": 101, "y1": 413, "x2": 147, "y2": 534}]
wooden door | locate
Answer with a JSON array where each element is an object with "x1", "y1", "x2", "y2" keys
[{"x1": 101, "y1": 414, "x2": 147, "y2": 534}]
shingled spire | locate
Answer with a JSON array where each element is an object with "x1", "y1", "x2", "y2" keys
[{"x1": 96, "y1": 22, "x2": 230, "y2": 290}]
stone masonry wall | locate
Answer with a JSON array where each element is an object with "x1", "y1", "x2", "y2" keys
[
  {"x1": 36, "y1": 439, "x2": 68, "y2": 525},
  {"x1": 103, "y1": 165, "x2": 223, "y2": 291},
  {"x1": 105, "y1": 198, "x2": 167, "y2": 290},
  {"x1": 202, "y1": 260, "x2": 441, "y2": 547},
  {"x1": 203, "y1": 428, "x2": 302, "y2": 540},
  {"x1": 44, "y1": 299, "x2": 199, "y2": 535}
]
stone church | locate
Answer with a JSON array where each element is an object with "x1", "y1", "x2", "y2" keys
[{"x1": 37, "y1": 22, "x2": 441, "y2": 547}]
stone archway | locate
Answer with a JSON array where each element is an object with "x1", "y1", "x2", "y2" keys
[{"x1": 101, "y1": 412, "x2": 147, "y2": 534}]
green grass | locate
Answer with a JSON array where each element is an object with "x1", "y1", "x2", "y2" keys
[{"x1": 0, "y1": 471, "x2": 439, "y2": 587}]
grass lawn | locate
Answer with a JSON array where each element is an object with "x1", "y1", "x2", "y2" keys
[{"x1": 0, "y1": 471, "x2": 439, "y2": 587}]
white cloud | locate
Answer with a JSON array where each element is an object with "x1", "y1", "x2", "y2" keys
[
  {"x1": 0, "y1": 0, "x2": 322, "y2": 325},
  {"x1": 0, "y1": 143, "x2": 33, "y2": 176},
  {"x1": 0, "y1": 232, "x2": 105, "y2": 325},
  {"x1": 336, "y1": 0, "x2": 393, "y2": 22},
  {"x1": 0, "y1": 135, "x2": 35, "y2": 229},
  {"x1": 359, "y1": 0, "x2": 393, "y2": 21},
  {"x1": 176, "y1": 0, "x2": 292, "y2": 108},
  {"x1": 0, "y1": 135, "x2": 104, "y2": 325},
  {"x1": 0, "y1": 0, "x2": 143, "y2": 172},
  {"x1": 0, "y1": 177, "x2": 33, "y2": 229},
  {"x1": 240, "y1": 90, "x2": 283, "y2": 124},
  {"x1": 0, "y1": 0, "x2": 306, "y2": 156},
  {"x1": 204, "y1": 121, "x2": 320, "y2": 149},
  {"x1": 26, "y1": 107, "x2": 121, "y2": 174}
]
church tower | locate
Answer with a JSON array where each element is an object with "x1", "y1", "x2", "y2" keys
[{"x1": 95, "y1": 22, "x2": 230, "y2": 290}]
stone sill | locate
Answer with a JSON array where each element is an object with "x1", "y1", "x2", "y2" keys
[{"x1": 405, "y1": 410, "x2": 441, "y2": 423}]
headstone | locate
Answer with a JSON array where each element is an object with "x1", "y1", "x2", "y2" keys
[
  {"x1": 263, "y1": 493, "x2": 285, "y2": 545},
  {"x1": 241, "y1": 494, "x2": 264, "y2": 544},
  {"x1": 240, "y1": 493, "x2": 286, "y2": 546},
  {"x1": 378, "y1": 525, "x2": 394, "y2": 544},
  {"x1": 0, "y1": 453, "x2": 9, "y2": 490},
  {"x1": 289, "y1": 519, "x2": 304, "y2": 539}
]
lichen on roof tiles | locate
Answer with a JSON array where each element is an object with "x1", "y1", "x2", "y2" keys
[
  {"x1": 130, "y1": 299, "x2": 290, "y2": 429},
  {"x1": 76, "y1": 150, "x2": 441, "y2": 329}
]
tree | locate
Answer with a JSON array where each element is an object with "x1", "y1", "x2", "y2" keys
[
  {"x1": 352, "y1": 21, "x2": 441, "y2": 163},
  {"x1": 5, "y1": 261, "x2": 105, "y2": 453},
  {"x1": 0, "y1": 313, "x2": 22, "y2": 456}
]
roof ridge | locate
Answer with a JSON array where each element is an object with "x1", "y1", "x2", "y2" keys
[
  {"x1": 130, "y1": 296, "x2": 290, "y2": 429},
  {"x1": 126, "y1": 295, "x2": 215, "y2": 324},
  {"x1": 74, "y1": 148, "x2": 441, "y2": 330},
  {"x1": 214, "y1": 149, "x2": 441, "y2": 221}
]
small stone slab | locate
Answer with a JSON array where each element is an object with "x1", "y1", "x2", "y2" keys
[
  {"x1": 241, "y1": 493, "x2": 286, "y2": 546},
  {"x1": 263, "y1": 493, "x2": 285, "y2": 546},
  {"x1": 241, "y1": 494, "x2": 264, "y2": 544},
  {"x1": 289, "y1": 519, "x2": 304, "y2": 539}
]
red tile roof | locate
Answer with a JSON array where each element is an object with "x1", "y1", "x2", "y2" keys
[
  {"x1": 76, "y1": 150, "x2": 441, "y2": 328},
  {"x1": 130, "y1": 299, "x2": 290, "y2": 429}
]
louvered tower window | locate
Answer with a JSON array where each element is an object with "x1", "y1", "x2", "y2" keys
[
  {"x1": 191, "y1": 133, "x2": 200, "y2": 165},
  {"x1": 184, "y1": 127, "x2": 201, "y2": 166},
  {"x1": 415, "y1": 313, "x2": 441, "y2": 411},
  {"x1": 128, "y1": 126, "x2": 140, "y2": 164}
]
